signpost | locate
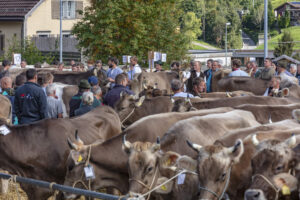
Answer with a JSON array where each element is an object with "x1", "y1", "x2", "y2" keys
[
  {"x1": 13, "y1": 53, "x2": 21, "y2": 66},
  {"x1": 148, "y1": 51, "x2": 167, "y2": 72}
]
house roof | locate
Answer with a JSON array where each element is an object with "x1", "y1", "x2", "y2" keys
[
  {"x1": 275, "y1": 2, "x2": 300, "y2": 10},
  {"x1": 273, "y1": 55, "x2": 300, "y2": 65},
  {"x1": 0, "y1": 0, "x2": 40, "y2": 19}
]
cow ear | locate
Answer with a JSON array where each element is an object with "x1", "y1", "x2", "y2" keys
[
  {"x1": 135, "y1": 96, "x2": 145, "y2": 107},
  {"x1": 70, "y1": 151, "x2": 85, "y2": 165},
  {"x1": 160, "y1": 151, "x2": 180, "y2": 168},
  {"x1": 225, "y1": 139, "x2": 244, "y2": 163},
  {"x1": 151, "y1": 137, "x2": 161, "y2": 153},
  {"x1": 282, "y1": 88, "x2": 290, "y2": 97},
  {"x1": 154, "y1": 177, "x2": 173, "y2": 194},
  {"x1": 283, "y1": 134, "x2": 297, "y2": 148},
  {"x1": 273, "y1": 173, "x2": 298, "y2": 195}
]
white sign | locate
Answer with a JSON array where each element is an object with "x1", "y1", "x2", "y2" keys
[
  {"x1": 154, "y1": 52, "x2": 161, "y2": 61},
  {"x1": 177, "y1": 173, "x2": 186, "y2": 185},
  {"x1": 127, "y1": 56, "x2": 132, "y2": 63},
  {"x1": 13, "y1": 53, "x2": 21, "y2": 65},
  {"x1": 84, "y1": 164, "x2": 95, "y2": 180},
  {"x1": 161, "y1": 53, "x2": 167, "y2": 62},
  {"x1": 122, "y1": 56, "x2": 128, "y2": 64},
  {"x1": 0, "y1": 125, "x2": 11, "y2": 136}
]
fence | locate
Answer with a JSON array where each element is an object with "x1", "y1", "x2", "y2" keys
[{"x1": 0, "y1": 172, "x2": 129, "y2": 200}]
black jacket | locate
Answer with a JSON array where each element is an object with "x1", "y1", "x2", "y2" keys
[
  {"x1": 69, "y1": 92, "x2": 83, "y2": 118},
  {"x1": 103, "y1": 85, "x2": 134, "y2": 108},
  {"x1": 14, "y1": 82, "x2": 47, "y2": 124},
  {"x1": 186, "y1": 70, "x2": 205, "y2": 92}
]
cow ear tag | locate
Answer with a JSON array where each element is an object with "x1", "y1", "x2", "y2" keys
[
  {"x1": 84, "y1": 164, "x2": 95, "y2": 180},
  {"x1": 177, "y1": 173, "x2": 186, "y2": 185},
  {"x1": 77, "y1": 155, "x2": 83, "y2": 163},
  {"x1": 0, "y1": 125, "x2": 10, "y2": 136},
  {"x1": 160, "y1": 185, "x2": 167, "y2": 191},
  {"x1": 282, "y1": 185, "x2": 291, "y2": 195}
]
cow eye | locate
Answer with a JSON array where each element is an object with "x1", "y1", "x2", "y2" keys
[
  {"x1": 276, "y1": 166, "x2": 284, "y2": 171},
  {"x1": 147, "y1": 167, "x2": 153, "y2": 173}
]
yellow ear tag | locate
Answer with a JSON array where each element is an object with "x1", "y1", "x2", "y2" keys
[
  {"x1": 166, "y1": 158, "x2": 171, "y2": 166},
  {"x1": 160, "y1": 185, "x2": 167, "y2": 191},
  {"x1": 136, "y1": 101, "x2": 142, "y2": 107},
  {"x1": 77, "y1": 155, "x2": 83, "y2": 162},
  {"x1": 282, "y1": 185, "x2": 291, "y2": 196}
]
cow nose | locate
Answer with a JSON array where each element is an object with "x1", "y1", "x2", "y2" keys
[
  {"x1": 244, "y1": 189, "x2": 264, "y2": 200},
  {"x1": 129, "y1": 191, "x2": 143, "y2": 198}
]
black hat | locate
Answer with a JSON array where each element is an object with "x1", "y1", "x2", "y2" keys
[
  {"x1": 78, "y1": 79, "x2": 91, "y2": 89},
  {"x1": 277, "y1": 60, "x2": 289, "y2": 69}
]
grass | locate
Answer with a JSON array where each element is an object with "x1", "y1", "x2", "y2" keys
[
  {"x1": 191, "y1": 40, "x2": 220, "y2": 50},
  {"x1": 256, "y1": 26, "x2": 300, "y2": 50}
]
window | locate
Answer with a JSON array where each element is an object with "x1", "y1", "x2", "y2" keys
[
  {"x1": 62, "y1": 31, "x2": 73, "y2": 38},
  {"x1": 0, "y1": 34, "x2": 4, "y2": 51},
  {"x1": 36, "y1": 31, "x2": 51, "y2": 37},
  {"x1": 62, "y1": 1, "x2": 75, "y2": 19}
]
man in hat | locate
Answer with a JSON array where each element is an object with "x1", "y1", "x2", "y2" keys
[
  {"x1": 277, "y1": 60, "x2": 298, "y2": 84},
  {"x1": 88, "y1": 76, "x2": 99, "y2": 87},
  {"x1": 69, "y1": 79, "x2": 91, "y2": 117},
  {"x1": 154, "y1": 60, "x2": 164, "y2": 72}
]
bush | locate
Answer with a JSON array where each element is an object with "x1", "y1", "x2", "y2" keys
[
  {"x1": 269, "y1": 30, "x2": 279, "y2": 38},
  {"x1": 4, "y1": 36, "x2": 54, "y2": 65}
]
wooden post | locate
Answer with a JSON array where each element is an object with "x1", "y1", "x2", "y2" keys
[{"x1": 148, "y1": 51, "x2": 154, "y2": 72}]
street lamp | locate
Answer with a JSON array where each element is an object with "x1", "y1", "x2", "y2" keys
[
  {"x1": 225, "y1": 22, "x2": 231, "y2": 68},
  {"x1": 59, "y1": 0, "x2": 63, "y2": 62},
  {"x1": 264, "y1": 0, "x2": 268, "y2": 59},
  {"x1": 240, "y1": 29, "x2": 243, "y2": 49}
]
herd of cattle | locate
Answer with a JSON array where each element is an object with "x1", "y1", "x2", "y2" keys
[{"x1": 2, "y1": 67, "x2": 300, "y2": 200}]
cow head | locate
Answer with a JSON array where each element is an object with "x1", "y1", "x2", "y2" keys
[
  {"x1": 187, "y1": 139, "x2": 244, "y2": 200},
  {"x1": 171, "y1": 98, "x2": 197, "y2": 112},
  {"x1": 114, "y1": 92, "x2": 145, "y2": 122},
  {"x1": 122, "y1": 136, "x2": 199, "y2": 199},
  {"x1": 245, "y1": 134, "x2": 297, "y2": 200}
]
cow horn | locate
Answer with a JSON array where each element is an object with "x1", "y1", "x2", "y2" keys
[
  {"x1": 171, "y1": 98, "x2": 175, "y2": 104},
  {"x1": 225, "y1": 139, "x2": 244, "y2": 163},
  {"x1": 186, "y1": 140, "x2": 202, "y2": 152},
  {"x1": 284, "y1": 133, "x2": 297, "y2": 148},
  {"x1": 226, "y1": 92, "x2": 232, "y2": 98},
  {"x1": 252, "y1": 134, "x2": 259, "y2": 146},
  {"x1": 153, "y1": 83, "x2": 158, "y2": 89},
  {"x1": 269, "y1": 114, "x2": 273, "y2": 124},
  {"x1": 152, "y1": 137, "x2": 161, "y2": 152},
  {"x1": 292, "y1": 109, "x2": 300, "y2": 123},
  {"x1": 122, "y1": 134, "x2": 132, "y2": 152},
  {"x1": 67, "y1": 138, "x2": 78, "y2": 150},
  {"x1": 75, "y1": 130, "x2": 84, "y2": 145}
]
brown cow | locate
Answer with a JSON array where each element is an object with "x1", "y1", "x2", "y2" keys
[
  {"x1": 0, "y1": 94, "x2": 12, "y2": 124},
  {"x1": 115, "y1": 95, "x2": 174, "y2": 127},
  {"x1": 244, "y1": 134, "x2": 298, "y2": 200},
  {"x1": 130, "y1": 71, "x2": 179, "y2": 95},
  {"x1": 200, "y1": 90, "x2": 254, "y2": 98},
  {"x1": 215, "y1": 76, "x2": 269, "y2": 95},
  {"x1": 119, "y1": 110, "x2": 259, "y2": 199},
  {"x1": 63, "y1": 107, "x2": 234, "y2": 198},
  {"x1": 0, "y1": 106, "x2": 120, "y2": 200}
]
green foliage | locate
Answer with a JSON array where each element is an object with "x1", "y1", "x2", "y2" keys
[
  {"x1": 270, "y1": 29, "x2": 279, "y2": 37},
  {"x1": 181, "y1": 12, "x2": 202, "y2": 41},
  {"x1": 72, "y1": 0, "x2": 190, "y2": 64},
  {"x1": 279, "y1": 11, "x2": 290, "y2": 28},
  {"x1": 274, "y1": 30, "x2": 294, "y2": 57},
  {"x1": 4, "y1": 36, "x2": 54, "y2": 65}
]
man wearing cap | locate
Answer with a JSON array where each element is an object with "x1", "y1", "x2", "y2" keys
[
  {"x1": 154, "y1": 60, "x2": 164, "y2": 72},
  {"x1": 69, "y1": 79, "x2": 91, "y2": 117},
  {"x1": 277, "y1": 60, "x2": 298, "y2": 84},
  {"x1": 88, "y1": 76, "x2": 99, "y2": 87}
]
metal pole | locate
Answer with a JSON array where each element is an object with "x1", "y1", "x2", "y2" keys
[
  {"x1": 225, "y1": 24, "x2": 227, "y2": 68},
  {"x1": 60, "y1": 0, "x2": 63, "y2": 62},
  {"x1": 264, "y1": 0, "x2": 268, "y2": 59}
]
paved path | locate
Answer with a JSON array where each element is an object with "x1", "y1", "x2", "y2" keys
[
  {"x1": 241, "y1": 31, "x2": 257, "y2": 50},
  {"x1": 192, "y1": 41, "x2": 218, "y2": 50}
]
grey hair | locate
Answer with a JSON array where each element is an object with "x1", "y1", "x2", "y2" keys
[
  {"x1": 91, "y1": 86, "x2": 102, "y2": 95},
  {"x1": 171, "y1": 79, "x2": 183, "y2": 91},
  {"x1": 82, "y1": 91, "x2": 94, "y2": 106},
  {"x1": 290, "y1": 64, "x2": 297, "y2": 71},
  {"x1": 46, "y1": 84, "x2": 56, "y2": 96}
]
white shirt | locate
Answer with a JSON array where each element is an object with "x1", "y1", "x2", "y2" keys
[
  {"x1": 134, "y1": 64, "x2": 142, "y2": 73},
  {"x1": 173, "y1": 92, "x2": 195, "y2": 98}
]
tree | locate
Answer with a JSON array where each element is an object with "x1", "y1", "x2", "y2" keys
[
  {"x1": 72, "y1": 0, "x2": 190, "y2": 63},
  {"x1": 181, "y1": 12, "x2": 202, "y2": 41},
  {"x1": 274, "y1": 31, "x2": 294, "y2": 57},
  {"x1": 279, "y1": 11, "x2": 290, "y2": 29}
]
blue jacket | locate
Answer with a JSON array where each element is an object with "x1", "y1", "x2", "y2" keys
[
  {"x1": 74, "y1": 105, "x2": 94, "y2": 116},
  {"x1": 103, "y1": 85, "x2": 134, "y2": 108},
  {"x1": 14, "y1": 82, "x2": 47, "y2": 124},
  {"x1": 69, "y1": 92, "x2": 83, "y2": 118}
]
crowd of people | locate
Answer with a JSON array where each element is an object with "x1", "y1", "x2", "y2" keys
[{"x1": 0, "y1": 55, "x2": 300, "y2": 125}]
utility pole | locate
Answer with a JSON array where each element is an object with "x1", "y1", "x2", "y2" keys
[
  {"x1": 59, "y1": 0, "x2": 63, "y2": 62},
  {"x1": 264, "y1": 0, "x2": 268, "y2": 59},
  {"x1": 225, "y1": 22, "x2": 231, "y2": 67}
]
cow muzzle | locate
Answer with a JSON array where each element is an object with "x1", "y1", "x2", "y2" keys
[
  {"x1": 63, "y1": 192, "x2": 78, "y2": 200},
  {"x1": 244, "y1": 189, "x2": 267, "y2": 200}
]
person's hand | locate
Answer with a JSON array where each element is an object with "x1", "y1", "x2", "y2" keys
[{"x1": 108, "y1": 77, "x2": 114, "y2": 82}]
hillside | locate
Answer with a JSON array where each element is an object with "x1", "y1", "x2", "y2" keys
[{"x1": 256, "y1": 26, "x2": 300, "y2": 50}]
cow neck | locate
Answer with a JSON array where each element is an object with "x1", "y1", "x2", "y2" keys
[{"x1": 90, "y1": 133, "x2": 128, "y2": 173}]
